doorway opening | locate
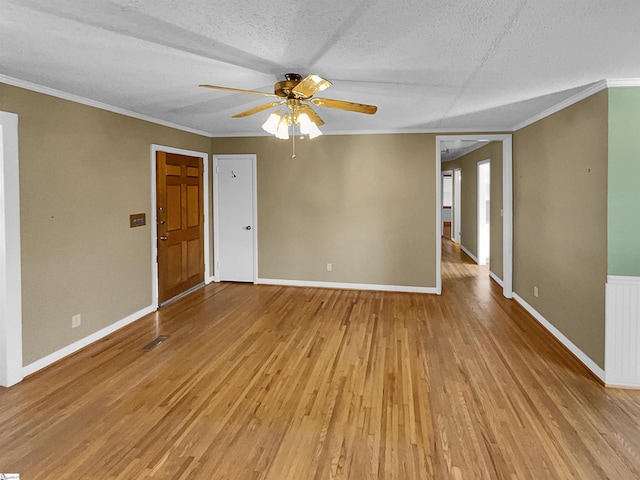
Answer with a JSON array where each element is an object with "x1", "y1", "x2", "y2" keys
[
  {"x1": 435, "y1": 134, "x2": 513, "y2": 298},
  {"x1": 442, "y1": 170, "x2": 453, "y2": 240}
]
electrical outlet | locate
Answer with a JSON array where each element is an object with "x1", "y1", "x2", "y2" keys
[
  {"x1": 72, "y1": 314, "x2": 81, "y2": 328},
  {"x1": 327, "y1": 263, "x2": 332, "y2": 272},
  {"x1": 533, "y1": 286, "x2": 539, "y2": 298}
]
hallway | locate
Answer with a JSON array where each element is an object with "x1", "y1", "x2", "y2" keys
[{"x1": 1, "y1": 240, "x2": 640, "y2": 479}]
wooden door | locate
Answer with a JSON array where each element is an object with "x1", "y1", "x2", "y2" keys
[{"x1": 157, "y1": 152, "x2": 204, "y2": 305}]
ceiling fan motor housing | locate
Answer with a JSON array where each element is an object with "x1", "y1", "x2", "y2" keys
[{"x1": 275, "y1": 73, "x2": 304, "y2": 98}]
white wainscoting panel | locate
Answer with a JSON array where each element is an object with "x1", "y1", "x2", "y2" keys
[{"x1": 605, "y1": 275, "x2": 640, "y2": 388}]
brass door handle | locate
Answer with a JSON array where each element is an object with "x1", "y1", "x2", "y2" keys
[{"x1": 160, "y1": 236, "x2": 168, "y2": 241}]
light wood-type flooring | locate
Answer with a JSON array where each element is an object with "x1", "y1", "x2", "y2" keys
[{"x1": 2, "y1": 239, "x2": 640, "y2": 479}]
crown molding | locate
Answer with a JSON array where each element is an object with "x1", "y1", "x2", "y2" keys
[
  {"x1": 511, "y1": 80, "x2": 609, "y2": 131},
  {"x1": 606, "y1": 78, "x2": 640, "y2": 87},
  {"x1": 0, "y1": 75, "x2": 512, "y2": 138},
  {"x1": 512, "y1": 77, "x2": 640, "y2": 131},
  {"x1": 5, "y1": 74, "x2": 640, "y2": 139},
  {"x1": 0, "y1": 74, "x2": 213, "y2": 138}
]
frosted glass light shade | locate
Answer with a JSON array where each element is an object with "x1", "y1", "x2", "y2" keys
[
  {"x1": 262, "y1": 111, "x2": 281, "y2": 135},
  {"x1": 297, "y1": 113, "x2": 313, "y2": 135},
  {"x1": 275, "y1": 117, "x2": 290, "y2": 139},
  {"x1": 307, "y1": 122, "x2": 323, "y2": 139}
]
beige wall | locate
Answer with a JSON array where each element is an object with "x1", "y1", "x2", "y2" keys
[
  {"x1": 4, "y1": 77, "x2": 608, "y2": 372},
  {"x1": 1, "y1": 84, "x2": 211, "y2": 365},
  {"x1": 443, "y1": 141, "x2": 504, "y2": 280},
  {"x1": 211, "y1": 134, "x2": 437, "y2": 288},
  {"x1": 513, "y1": 90, "x2": 608, "y2": 368}
]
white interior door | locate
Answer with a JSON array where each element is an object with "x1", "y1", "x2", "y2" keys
[
  {"x1": 477, "y1": 160, "x2": 491, "y2": 265},
  {"x1": 215, "y1": 155, "x2": 257, "y2": 282},
  {"x1": 453, "y1": 168, "x2": 461, "y2": 243}
]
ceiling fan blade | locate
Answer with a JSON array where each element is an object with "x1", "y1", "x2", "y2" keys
[
  {"x1": 199, "y1": 84, "x2": 279, "y2": 98},
  {"x1": 292, "y1": 75, "x2": 333, "y2": 99},
  {"x1": 310, "y1": 97, "x2": 377, "y2": 115},
  {"x1": 232, "y1": 101, "x2": 284, "y2": 118},
  {"x1": 298, "y1": 104, "x2": 325, "y2": 126}
]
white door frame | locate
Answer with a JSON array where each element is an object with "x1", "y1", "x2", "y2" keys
[
  {"x1": 150, "y1": 145, "x2": 211, "y2": 307},
  {"x1": 0, "y1": 111, "x2": 23, "y2": 387},
  {"x1": 436, "y1": 134, "x2": 513, "y2": 298},
  {"x1": 477, "y1": 159, "x2": 491, "y2": 266},
  {"x1": 452, "y1": 168, "x2": 462, "y2": 243},
  {"x1": 213, "y1": 154, "x2": 258, "y2": 283}
]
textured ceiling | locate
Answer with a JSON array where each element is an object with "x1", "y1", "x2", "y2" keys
[
  {"x1": 2, "y1": 0, "x2": 640, "y2": 136},
  {"x1": 440, "y1": 140, "x2": 490, "y2": 162}
]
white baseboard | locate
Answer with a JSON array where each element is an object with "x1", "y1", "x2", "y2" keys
[
  {"x1": 23, "y1": 305, "x2": 155, "y2": 378},
  {"x1": 605, "y1": 380, "x2": 640, "y2": 389},
  {"x1": 460, "y1": 245, "x2": 479, "y2": 264},
  {"x1": 461, "y1": 246, "x2": 502, "y2": 287},
  {"x1": 512, "y1": 293, "x2": 606, "y2": 383},
  {"x1": 257, "y1": 278, "x2": 438, "y2": 294},
  {"x1": 489, "y1": 271, "x2": 504, "y2": 287}
]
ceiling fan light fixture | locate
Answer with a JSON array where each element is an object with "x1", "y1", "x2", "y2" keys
[
  {"x1": 200, "y1": 73, "x2": 376, "y2": 142},
  {"x1": 262, "y1": 111, "x2": 281, "y2": 135},
  {"x1": 307, "y1": 122, "x2": 323, "y2": 139},
  {"x1": 296, "y1": 112, "x2": 322, "y2": 139},
  {"x1": 297, "y1": 113, "x2": 313, "y2": 134},
  {"x1": 275, "y1": 114, "x2": 291, "y2": 140}
]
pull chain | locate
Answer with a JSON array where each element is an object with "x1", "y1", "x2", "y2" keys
[{"x1": 292, "y1": 124, "x2": 297, "y2": 158}]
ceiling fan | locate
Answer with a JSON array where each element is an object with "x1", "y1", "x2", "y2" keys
[{"x1": 199, "y1": 73, "x2": 377, "y2": 139}]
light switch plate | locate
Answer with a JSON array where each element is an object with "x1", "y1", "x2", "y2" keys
[{"x1": 130, "y1": 213, "x2": 146, "y2": 228}]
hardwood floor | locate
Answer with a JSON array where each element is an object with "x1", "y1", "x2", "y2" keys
[
  {"x1": 442, "y1": 221, "x2": 451, "y2": 240},
  {"x1": 2, "y1": 240, "x2": 640, "y2": 479}
]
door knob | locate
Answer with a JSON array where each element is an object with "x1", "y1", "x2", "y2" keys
[
  {"x1": 160, "y1": 236, "x2": 168, "y2": 240},
  {"x1": 245, "y1": 226, "x2": 252, "y2": 230}
]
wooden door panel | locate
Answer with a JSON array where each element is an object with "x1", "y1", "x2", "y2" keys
[
  {"x1": 166, "y1": 164, "x2": 181, "y2": 176},
  {"x1": 157, "y1": 151, "x2": 204, "y2": 304},
  {"x1": 167, "y1": 185, "x2": 182, "y2": 231},
  {"x1": 167, "y1": 244, "x2": 183, "y2": 287},
  {"x1": 187, "y1": 186, "x2": 200, "y2": 227},
  {"x1": 187, "y1": 239, "x2": 201, "y2": 277}
]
